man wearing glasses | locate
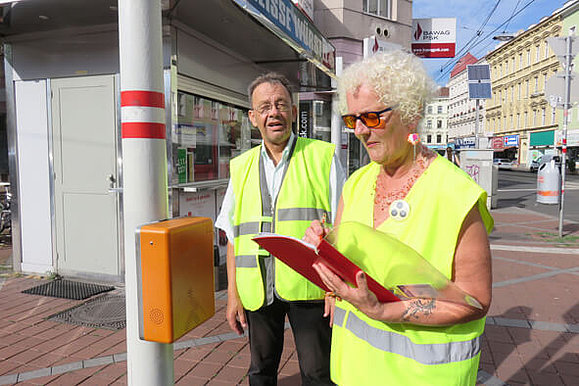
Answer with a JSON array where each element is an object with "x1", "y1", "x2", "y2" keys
[{"x1": 216, "y1": 72, "x2": 345, "y2": 385}]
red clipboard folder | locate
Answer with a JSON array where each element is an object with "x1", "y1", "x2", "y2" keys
[{"x1": 252, "y1": 235, "x2": 400, "y2": 303}]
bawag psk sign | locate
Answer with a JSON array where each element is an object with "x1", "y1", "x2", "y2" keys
[{"x1": 412, "y1": 18, "x2": 456, "y2": 58}]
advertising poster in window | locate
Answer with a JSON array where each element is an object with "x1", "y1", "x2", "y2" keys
[{"x1": 179, "y1": 190, "x2": 216, "y2": 221}]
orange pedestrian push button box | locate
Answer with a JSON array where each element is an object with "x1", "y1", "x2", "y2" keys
[{"x1": 136, "y1": 216, "x2": 215, "y2": 343}]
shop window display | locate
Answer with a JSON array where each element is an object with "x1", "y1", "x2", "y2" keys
[{"x1": 174, "y1": 92, "x2": 254, "y2": 185}]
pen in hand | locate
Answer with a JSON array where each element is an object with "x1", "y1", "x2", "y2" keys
[{"x1": 320, "y1": 213, "x2": 327, "y2": 241}]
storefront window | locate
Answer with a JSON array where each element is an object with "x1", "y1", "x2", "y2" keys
[
  {"x1": 312, "y1": 100, "x2": 331, "y2": 142},
  {"x1": 173, "y1": 92, "x2": 254, "y2": 184}
]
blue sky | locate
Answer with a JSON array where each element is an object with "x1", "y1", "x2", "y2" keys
[{"x1": 412, "y1": 0, "x2": 571, "y2": 85}]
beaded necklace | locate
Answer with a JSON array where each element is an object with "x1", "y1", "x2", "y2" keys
[{"x1": 373, "y1": 145, "x2": 436, "y2": 227}]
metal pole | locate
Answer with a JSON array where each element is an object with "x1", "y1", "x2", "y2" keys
[
  {"x1": 118, "y1": 0, "x2": 173, "y2": 384},
  {"x1": 475, "y1": 99, "x2": 480, "y2": 149},
  {"x1": 558, "y1": 35, "x2": 572, "y2": 238},
  {"x1": 331, "y1": 56, "x2": 343, "y2": 161}
]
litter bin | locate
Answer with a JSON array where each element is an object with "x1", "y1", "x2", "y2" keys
[{"x1": 537, "y1": 160, "x2": 560, "y2": 204}]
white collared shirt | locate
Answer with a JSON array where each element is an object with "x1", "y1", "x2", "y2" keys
[{"x1": 215, "y1": 132, "x2": 346, "y2": 242}]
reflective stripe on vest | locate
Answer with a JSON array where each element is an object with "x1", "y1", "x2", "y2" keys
[
  {"x1": 277, "y1": 207, "x2": 331, "y2": 222},
  {"x1": 335, "y1": 308, "x2": 481, "y2": 365}
]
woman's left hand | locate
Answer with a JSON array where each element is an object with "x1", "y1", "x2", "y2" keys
[{"x1": 313, "y1": 262, "x2": 382, "y2": 320}]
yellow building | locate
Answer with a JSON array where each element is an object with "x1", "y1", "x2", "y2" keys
[{"x1": 485, "y1": 9, "x2": 564, "y2": 167}]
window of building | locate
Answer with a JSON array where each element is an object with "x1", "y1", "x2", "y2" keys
[
  {"x1": 524, "y1": 111, "x2": 528, "y2": 127},
  {"x1": 437, "y1": 120, "x2": 442, "y2": 129},
  {"x1": 552, "y1": 107, "x2": 556, "y2": 124},
  {"x1": 517, "y1": 113, "x2": 520, "y2": 128},
  {"x1": 436, "y1": 134, "x2": 442, "y2": 143},
  {"x1": 505, "y1": 60, "x2": 509, "y2": 74},
  {"x1": 510, "y1": 115, "x2": 513, "y2": 129},
  {"x1": 437, "y1": 105, "x2": 443, "y2": 113},
  {"x1": 533, "y1": 109, "x2": 537, "y2": 126},
  {"x1": 536, "y1": 45, "x2": 540, "y2": 62},
  {"x1": 527, "y1": 49, "x2": 531, "y2": 66},
  {"x1": 499, "y1": 64, "x2": 502, "y2": 77},
  {"x1": 543, "y1": 73, "x2": 547, "y2": 90},
  {"x1": 427, "y1": 120, "x2": 432, "y2": 128},
  {"x1": 512, "y1": 57, "x2": 515, "y2": 72},
  {"x1": 427, "y1": 106, "x2": 433, "y2": 114},
  {"x1": 511, "y1": 85, "x2": 514, "y2": 102},
  {"x1": 518, "y1": 83, "x2": 521, "y2": 99},
  {"x1": 525, "y1": 79, "x2": 529, "y2": 96},
  {"x1": 499, "y1": 90, "x2": 502, "y2": 102},
  {"x1": 519, "y1": 53, "x2": 523, "y2": 68},
  {"x1": 427, "y1": 134, "x2": 432, "y2": 143},
  {"x1": 534, "y1": 76, "x2": 539, "y2": 93},
  {"x1": 542, "y1": 107, "x2": 546, "y2": 126},
  {"x1": 363, "y1": 0, "x2": 391, "y2": 18}
]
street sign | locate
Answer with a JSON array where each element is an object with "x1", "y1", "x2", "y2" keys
[
  {"x1": 467, "y1": 64, "x2": 492, "y2": 99},
  {"x1": 545, "y1": 71, "x2": 579, "y2": 108}
]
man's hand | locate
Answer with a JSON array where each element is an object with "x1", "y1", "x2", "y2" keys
[{"x1": 226, "y1": 289, "x2": 247, "y2": 335}]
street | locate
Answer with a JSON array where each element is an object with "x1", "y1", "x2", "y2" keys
[{"x1": 496, "y1": 169, "x2": 579, "y2": 224}]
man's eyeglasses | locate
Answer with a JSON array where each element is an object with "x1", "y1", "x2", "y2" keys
[
  {"x1": 253, "y1": 102, "x2": 291, "y2": 115},
  {"x1": 341, "y1": 106, "x2": 396, "y2": 129}
]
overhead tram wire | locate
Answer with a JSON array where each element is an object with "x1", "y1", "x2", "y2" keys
[
  {"x1": 435, "y1": 0, "x2": 539, "y2": 83},
  {"x1": 436, "y1": 0, "x2": 503, "y2": 75},
  {"x1": 502, "y1": 0, "x2": 524, "y2": 34}
]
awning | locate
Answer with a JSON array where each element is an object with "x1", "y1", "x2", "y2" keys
[
  {"x1": 232, "y1": 0, "x2": 335, "y2": 78},
  {"x1": 168, "y1": 0, "x2": 335, "y2": 90},
  {"x1": 0, "y1": 0, "x2": 335, "y2": 92}
]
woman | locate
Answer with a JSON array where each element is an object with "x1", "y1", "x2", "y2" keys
[{"x1": 304, "y1": 50, "x2": 493, "y2": 385}]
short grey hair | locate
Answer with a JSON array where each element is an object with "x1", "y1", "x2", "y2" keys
[
  {"x1": 248, "y1": 72, "x2": 294, "y2": 107},
  {"x1": 338, "y1": 50, "x2": 435, "y2": 125}
]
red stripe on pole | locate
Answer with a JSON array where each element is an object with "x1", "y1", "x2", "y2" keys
[
  {"x1": 122, "y1": 122, "x2": 166, "y2": 139},
  {"x1": 121, "y1": 90, "x2": 165, "y2": 108}
]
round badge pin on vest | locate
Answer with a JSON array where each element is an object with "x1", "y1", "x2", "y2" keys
[{"x1": 389, "y1": 199, "x2": 410, "y2": 221}]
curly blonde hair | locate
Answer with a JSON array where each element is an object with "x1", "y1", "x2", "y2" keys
[{"x1": 338, "y1": 50, "x2": 435, "y2": 125}]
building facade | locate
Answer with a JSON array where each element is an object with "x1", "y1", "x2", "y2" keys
[
  {"x1": 448, "y1": 53, "x2": 488, "y2": 150},
  {"x1": 314, "y1": 0, "x2": 413, "y2": 172},
  {"x1": 419, "y1": 87, "x2": 449, "y2": 152},
  {"x1": 485, "y1": 1, "x2": 579, "y2": 167}
]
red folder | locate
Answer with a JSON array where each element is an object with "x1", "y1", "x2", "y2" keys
[{"x1": 252, "y1": 234, "x2": 400, "y2": 303}]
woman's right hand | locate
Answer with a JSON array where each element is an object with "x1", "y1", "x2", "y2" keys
[{"x1": 303, "y1": 219, "x2": 326, "y2": 247}]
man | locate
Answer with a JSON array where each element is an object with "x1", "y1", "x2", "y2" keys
[{"x1": 215, "y1": 73, "x2": 345, "y2": 386}]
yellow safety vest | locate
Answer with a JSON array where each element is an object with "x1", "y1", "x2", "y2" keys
[
  {"x1": 331, "y1": 156, "x2": 494, "y2": 386},
  {"x1": 231, "y1": 137, "x2": 335, "y2": 311}
]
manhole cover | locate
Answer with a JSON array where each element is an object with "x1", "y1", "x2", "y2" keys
[
  {"x1": 22, "y1": 279, "x2": 115, "y2": 300},
  {"x1": 47, "y1": 294, "x2": 126, "y2": 330}
]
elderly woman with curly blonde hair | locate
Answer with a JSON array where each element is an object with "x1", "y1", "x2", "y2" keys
[{"x1": 304, "y1": 50, "x2": 494, "y2": 385}]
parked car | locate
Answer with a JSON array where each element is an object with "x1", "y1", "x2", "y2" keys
[
  {"x1": 530, "y1": 155, "x2": 561, "y2": 172},
  {"x1": 493, "y1": 158, "x2": 513, "y2": 170}
]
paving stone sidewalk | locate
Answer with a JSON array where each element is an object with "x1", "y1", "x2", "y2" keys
[{"x1": 0, "y1": 206, "x2": 578, "y2": 385}]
